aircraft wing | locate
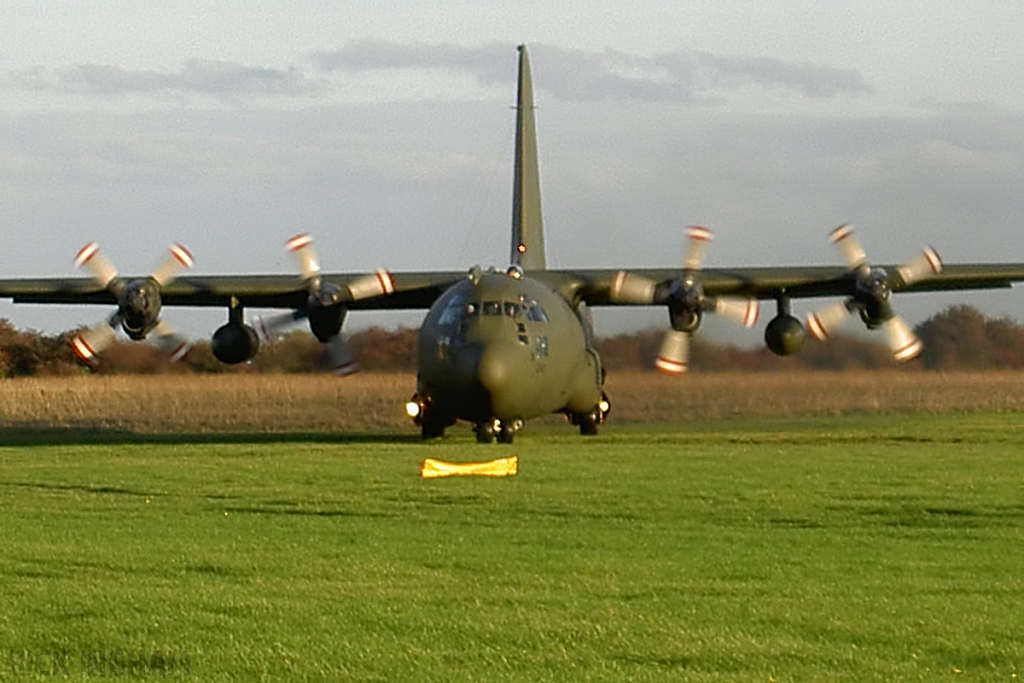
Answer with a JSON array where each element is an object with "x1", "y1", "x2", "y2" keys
[
  {"x1": 0, "y1": 271, "x2": 468, "y2": 310},
  {"x1": 2, "y1": 263, "x2": 1024, "y2": 312},
  {"x1": 540, "y1": 263, "x2": 1024, "y2": 306}
]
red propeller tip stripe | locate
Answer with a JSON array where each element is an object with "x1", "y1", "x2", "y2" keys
[
  {"x1": 806, "y1": 312, "x2": 828, "y2": 341},
  {"x1": 74, "y1": 242, "x2": 99, "y2": 267},
  {"x1": 687, "y1": 226, "x2": 713, "y2": 242},
  {"x1": 655, "y1": 356, "x2": 687, "y2": 375},
  {"x1": 286, "y1": 233, "x2": 313, "y2": 252},
  {"x1": 893, "y1": 339, "x2": 923, "y2": 362},
  {"x1": 743, "y1": 301, "x2": 759, "y2": 327},
  {"x1": 375, "y1": 269, "x2": 395, "y2": 295},
  {"x1": 170, "y1": 244, "x2": 194, "y2": 268},
  {"x1": 70, "y1": 336, "x2": 98, "y2": 366},
  {"x1": 829, "y1": 224, "x2": 854, "y2": 244},
  {"x1": 333, "y1": 360, "x2": 361, "y2": 376}
]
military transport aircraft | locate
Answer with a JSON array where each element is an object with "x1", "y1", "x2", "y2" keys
[{"x1": 2, "y1": 45, "x2": 1024, "y2": 443}]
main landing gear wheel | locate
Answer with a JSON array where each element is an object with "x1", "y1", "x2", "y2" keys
[
  {"x1": 571, "y1": 394, "x2": 609, "y2": 436},
  {"x1": 497, "y1": 419, "x2": 522, "y2": 445},
  {"x1": 475, "y1": 420, "x2": 497, "y2": 444},
  {"x1": 577, "y1": 411, "x2": 600, "y2": 436},
  {"x1": 421, "y1": 411, "x2": 447, "y2": 439}
]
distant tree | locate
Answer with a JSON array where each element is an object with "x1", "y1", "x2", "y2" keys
[
  {"x1": 915, "y1": 305, "x2": 1024, "y2": 369},
  {"x1": 347, "y1": 327, "x2": 418, "y2": 371},
  {"x1": 249, "y1": 331, "x2": 322, "y2": 373}
]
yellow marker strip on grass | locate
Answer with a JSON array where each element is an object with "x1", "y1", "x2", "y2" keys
[{"x1": 420, "y1": 456, "x2": 518, "y2": 478}]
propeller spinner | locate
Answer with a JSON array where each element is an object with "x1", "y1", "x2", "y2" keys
[
  {"x1": 256, "y1": 233, "x2": 395, "y2": 375},
  {"x1": 70, "y1": 242, "x2": 193, "y2": 366},
  {"x1": 610, "y1": 226, "x2": 759, "y2": 374},
  {"x1": 805, "y1": 225, "x2": 942, "y2": 362}
]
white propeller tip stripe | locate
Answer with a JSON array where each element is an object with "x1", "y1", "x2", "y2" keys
[
  {"x1": 610, "y1": 270, "x2": 627, "y2": 300},
  {"x1": 829, "y1": 224, "x2": 854, "y2": 244},
  {"x1": 167, "y1": 342, "x2": 190, "y2": 362},
  {"x1": 376, "y1": 269, "x2": 395, "y2": 295},
  {"x1": 333, "y1": 360, "x2": 361, "y2": 376},
  {"x1": 170, "y1": 244, "x2": 194, "y2": 268},
  {"x1": 655, "y1": 356, "x2": 688, "y2": 375},
  {"x1": 687, "y1": 226, "x2": 713, "y2": 242},
  {"x1": 806, "y1": 312, "x2": 828, "y2": 341},
  {"x1": 609, "y1": 270, "x2": 655, "y2": 304},
  {"x1": 286, "y1": 233, "x2": 314, "y2": 252},
  {"x1": 741, "y1": 300, "x2": 759, "y2": 328},
  {"x1": 893, "y1": 339, "x2": 923, "y2": 362},
  {"x1": 74, "y1": 242, "x2": 99, "y2": 268},
  {"x1": 70, "y1": 336, "x2": 98, "y2": 365},
  {"x1": 923, "y1": 246, "x2": 943, "y2": 274}
]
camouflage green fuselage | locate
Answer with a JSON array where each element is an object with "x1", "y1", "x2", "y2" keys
[{"x1": 417, "y1": 272, "x2": 602, "y2": 425}]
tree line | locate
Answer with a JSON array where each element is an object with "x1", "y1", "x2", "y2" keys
[{"x1": 1, "y1": 304, "x2": 1022, "y2": 377}]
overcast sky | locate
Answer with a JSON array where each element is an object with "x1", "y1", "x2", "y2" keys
[{"x1": 1, "y1": 1, "x2": 1023, "y2": 344}]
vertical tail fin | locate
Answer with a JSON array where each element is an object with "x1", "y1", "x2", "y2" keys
[{"x1": 510, "y1": 44, "x2": 546, "y2": 271}]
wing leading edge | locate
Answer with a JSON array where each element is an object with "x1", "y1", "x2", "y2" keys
[{"x1": 2, "y1": 263, "x2": 1023, "y2": 311}]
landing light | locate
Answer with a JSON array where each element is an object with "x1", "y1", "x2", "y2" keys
[
  {"x1": 404, "y1": 401, "x2": 421, "y2": 418},
  {"x1": 599, "y1": 400, "x2": 610, "y2": 413}
]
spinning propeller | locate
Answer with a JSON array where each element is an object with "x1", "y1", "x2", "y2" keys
[
  {"x1": 70, "y1": 242, "x2": 193, "y2": 366},
  {"x1": 804, "y1": 224, "x2": 943, "y2": 361},
  {"x1": 609, "y1": 226, "x2": 759, "y2": 374},
  {"x1": 256, "y1": 233, "x2": 395, "y2": 375}
]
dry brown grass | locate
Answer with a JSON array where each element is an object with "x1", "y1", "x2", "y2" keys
[
  {"x1": 606, "y1": 370, "x2": 1024, "y2": 422},
  {"x1": 2, "y1": 371, "x2": 1024, "y2": 433}
]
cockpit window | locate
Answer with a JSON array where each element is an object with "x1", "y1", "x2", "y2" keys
[
  {"x1": 483, "y1": 301, "x2": 502, "y2": 316},
  {"x1": 503, "y1": 302, "x2": 521, "y2": 318},
  {"x1": 437, "y1": 291, "x2": 468, "y2": 328},
  {"x1": 522, "y1": 296, "x2": 548, "y2": 323}
]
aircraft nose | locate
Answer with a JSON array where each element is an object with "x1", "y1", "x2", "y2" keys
[{"x1": 476, "y1": 348, "x2": 510, "y2": 395}]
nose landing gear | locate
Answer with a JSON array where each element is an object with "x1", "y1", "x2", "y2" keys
[{"x1": 474, "y1": 418, "x2": 523, "y2": 444}]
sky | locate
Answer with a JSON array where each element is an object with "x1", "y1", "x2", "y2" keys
[{"x1": 1, "y1": 1, "x2": 1023, "y2": 346}]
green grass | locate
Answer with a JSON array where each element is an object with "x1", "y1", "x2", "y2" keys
[{"x1": 2, "y1": 414, "x2": 1024, "y2": 681}]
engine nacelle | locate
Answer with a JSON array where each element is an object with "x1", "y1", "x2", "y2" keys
[
  {"x1": 764, "y1": 314, "x2": 805, "y2": 356},
  {"x1": 308, "y1": 304, "x2": 347, "y2": 343},
  {"x1": 211, "y1": 322, "x2": 260, "y2": 364}
]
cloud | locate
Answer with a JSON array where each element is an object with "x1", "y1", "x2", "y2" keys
[
  {"x1": 314, "y1": 40, "x2": 873, "y2": 101},
  {"x1": 10, "y1": 60, "x2": 319, "y2": 99}
]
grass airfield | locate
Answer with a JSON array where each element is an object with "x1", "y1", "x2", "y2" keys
[{"x1": 2, "y1": 413, "x2": 1024, "y2": 681}]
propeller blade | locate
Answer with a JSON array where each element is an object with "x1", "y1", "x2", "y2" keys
[
  {"x1": 152, "y1": 320, "x2": 190, "y2": 361},
  {"x1": 347, "y1": 269, "x2": 396, "y2": 301},
  {"x1": 805, "y1": 300, "x2": 853, "y2": 341},
  {"x1": 882, "y1": 315, "x2": 923, "y2": 362},
  {"x1": 255, "y1": 310, "x2": 308, "y2": 340},
  {"x1": 896, "y1": 246, "x2": 943, "y2": 288},
  {"x1": 609, "y1": 271, "x2": 656, "y2": 304},
  {"x1": 150, "y1": 243, "x2": 194, "y2": 287},
  {"x1": 655, "y1": 330, "x2": 689, "y2": 375},
  {"x1": 286, "y1": 233, "x2": 321, "y2": 290},
  {"x1": 829, "y1": 224, "x2": 868, "y2": 271},
  {"x1": 74, "y1": 242, "x2": 118, "y2": 289},
  {"x1": 325, "y1": 334, "x2": 360, "y2": 376},
  {"x1": 712, "y1": 297, "x2": 760, "y2": 328},
  {"x1": 70, "y1": 322, "x2": 116, "y2": 367},
  {"x1": 684, "y1": 225, "x2": 713, "y2": 271}
]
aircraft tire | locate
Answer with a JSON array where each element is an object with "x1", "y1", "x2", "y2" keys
[
  {"x1": 420, "y1": 407, "x2": 447, "y2": 438},
  {"x1": 475, "y1": 420, "x2": 497, "y2": 444},
  {"x1": 497, "y1": 423, "x2": 516, "y2": 444},
  {"x1": 578, "y1": 412, "x2": 599, "y2": 436}
]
